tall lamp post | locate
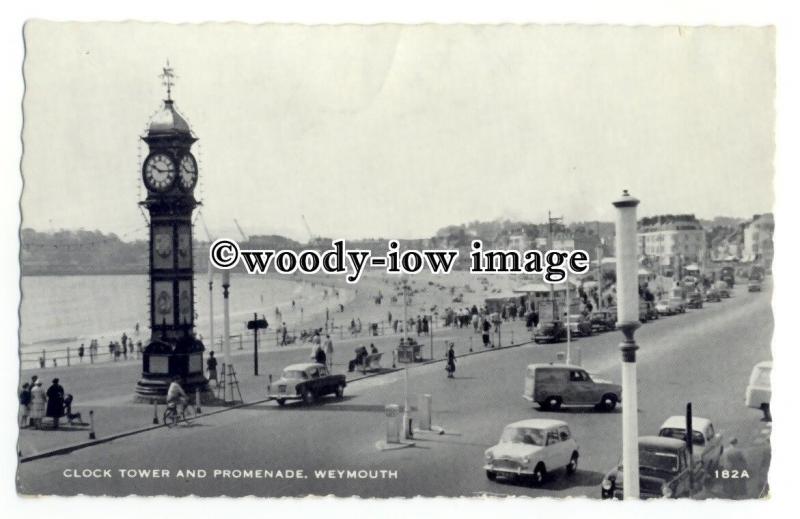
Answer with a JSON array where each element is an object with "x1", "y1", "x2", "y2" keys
[
  {"x1": 208, "y1": 262, "x2": 215, "y2": 355},
  {"x1": 222, "y1": 270, "x2": 232, "y2": 402},
  {"x1": 613, "y1": 190, "x2": 641, "y2": 499},
  {"x1": 401, "y1": 276, "x2": 411, "y2": 438}
]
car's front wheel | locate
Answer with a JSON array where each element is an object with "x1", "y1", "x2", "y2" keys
[
  {"x1": 566, "y1": 452, "x2": 579, "y2": 475},
  {"x1": 529, "y1": 463, "x2": 546, "y2": 486},
  {"x1": 276, "y1": 399, "x2": 286, "y2": 407},
  {"x1": 541, "y1": 396, "x2": 562, "y2": 411},
  {"x1": 302, "y1": 389, "x2": 315, "y2": 405},
  {"x1": 335, "y1": 384, "x2": 345, "y2": 399}
]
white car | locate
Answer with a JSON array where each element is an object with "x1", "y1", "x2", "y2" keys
[
  {"x1": 484, "y1": 419, "x2": 579, "y2": 485},
  {"x1": 658, "y1": 415, "x2": 725, "y2": 472},
  {"x1": 746, "y1": 361, "x2": 772, "y2": 420}
]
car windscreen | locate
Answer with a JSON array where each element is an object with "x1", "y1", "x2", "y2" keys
[
  {"x1": 639, "y1": 450, "x2": 679, "y2": 472},
  {"x1": 500, "y1": 427, "x2": 546, "y2": 446},
  {"x1": 754, "y1": 367, "x2": 771, "y2": 386},
  {"x1": 658, "y1": 428, "x2": 705, "y2": 446},
  {"x1": 282, "y1": 370, "x2": 308, "y2": 380}
]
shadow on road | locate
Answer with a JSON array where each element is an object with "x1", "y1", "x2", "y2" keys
[
  {"x1": 532, "y1": 406, "x2": 621, "y2": 415},
  {"x1": 491, "y1": 468, "x2": 605, "y2": 492}
]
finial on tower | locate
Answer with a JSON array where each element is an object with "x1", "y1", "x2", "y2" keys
[{"x1": 160, "y1": 60, "x2": 176, "y2": 101}]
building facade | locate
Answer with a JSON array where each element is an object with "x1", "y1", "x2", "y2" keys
[
  {"x1": 637, "y1": 214, "x2": 707, "y2": 271},
  {"x1": 742, "y1": 213, "x2": 774, "y2": 266}
]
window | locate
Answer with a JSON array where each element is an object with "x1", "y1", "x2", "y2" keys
[
  {"x1": 570, "y1": 370, "x2": 589, "y2": 382},
  {"x1": 546, "y1": 431, "x2": 560, "y2": 445}
]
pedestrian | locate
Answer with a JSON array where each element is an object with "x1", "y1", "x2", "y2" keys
[
  {"x1": 29, "y1": 380, "x2": 45, "y2": 429},
  {"x1": 137, "y1": 341, "x2": 143, "y2": 359},
  {"x1": 718, "y1": 438, "x2": 749, "y2": 499},
  {"x1": 207, "y1": 351, "x2": 218, "y2": 388},
  {"x1": 482, "y1": 318, "x2": 492, "y2": 348},
  {"x1": 18, "y1": 383, "x2": 31, "y2": 428},
  {"x1": 281, "y1": 322, "x2": 288, "y2": 346},
  {"x1": 446, "y1": 343, "x2": 456, "y2": 378},
  {"x1": 324, "y1": 335, "x2": 334, "y2": 370},
  {"x1": 122, "y1": 341, "x2": 128, "y2": 360},
  {"x1": 78, "y1": 343, "x2": 85, "y2": 363},
  {"x1": 315, "y1": 346, "x2": 327, "y2": 366},
  {"x1": 46, "y1": 378, "x2": 65, "y2": 429}
]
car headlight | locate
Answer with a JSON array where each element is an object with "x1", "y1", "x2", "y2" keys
[
  {"x1": 661, "y1": 483, "x2": 673, "y2": 498},
  {"x1": 602, "y1": 479, "x2": 613, "y2": 490},
  {"x1": 522, "y1": 456, "x2": 530, "y2": 465},
  {"x1": 485, "y1": 452, "x2": 493, "y2": 461}
]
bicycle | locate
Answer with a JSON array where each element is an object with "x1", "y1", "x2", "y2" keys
[{"x1": 163, "y1": 400, "x2": 194, "y2": 428}]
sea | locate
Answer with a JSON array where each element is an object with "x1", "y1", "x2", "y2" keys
[{"x1": 19, "y1": 273, "x2": 353, "y2": 368}]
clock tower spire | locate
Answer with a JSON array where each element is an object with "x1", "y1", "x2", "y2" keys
[{"x1": 135, "y1": 63, "x2": 210, "y2": 402}]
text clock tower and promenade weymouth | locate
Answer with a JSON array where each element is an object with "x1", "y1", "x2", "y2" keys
[{"x1": 135, "y1": 64, "x2": 210, "y2": 402}]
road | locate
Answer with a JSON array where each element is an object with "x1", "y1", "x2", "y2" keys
[{"x1": 17, "y1": 281, "x2": 772, "y2": 498}]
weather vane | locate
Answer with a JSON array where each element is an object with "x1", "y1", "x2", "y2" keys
[{"x1": 159, "y1": 60, "x2": 176, "y2": 101}]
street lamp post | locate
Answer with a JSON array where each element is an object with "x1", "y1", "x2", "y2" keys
[
  {"x1": 402, "y1": 277, "x2": 411, "y2": 438},
  {"x1": 208, "y1": 262, "x2": 215, "y2": 357},
  {"x1": 613, "y1": 190, "x2": 641, "y2": 500},
  {"x1": 222, "y1": 270, "x2": 232, "y2": 402}
]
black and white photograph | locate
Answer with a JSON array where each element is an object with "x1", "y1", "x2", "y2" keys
[{"x1": 4, "y1": 3, "x2": 796, "y2": 513}]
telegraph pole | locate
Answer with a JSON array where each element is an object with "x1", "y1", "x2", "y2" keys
[
  {"x1": 208, "y1": 262, "x2": 215, "y2": 355},
  {"x1": 547, "y1": 210, "x2": 564, "y2": 316},
  {"x1": 613, "y1": 190, "x2": 641, "y2": 500},
  {"x1": 222, "y1": 271, "x2": 232, "y2": 402},
  {"x1": 402, "y1": 276, "x2": 411, "y2": 438}
]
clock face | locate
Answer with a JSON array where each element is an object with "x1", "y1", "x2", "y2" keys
[
  {"x1": 143, "y1": 153, "x2": 176, "y2": 192},
  {"x1": 178, "y1": 154, "x2": 198, "y2": 191}
]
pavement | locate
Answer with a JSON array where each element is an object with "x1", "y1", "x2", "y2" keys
[{"x1": 16, "y1": 280, "x2": 772, "y2": 498}]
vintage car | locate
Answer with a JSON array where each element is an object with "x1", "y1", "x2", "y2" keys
[
  {"x1": 590, "y1": 310, "x2": 616, "y2": 332},
  {"x1": 713, "y1": 281, "x2": 731, "y2": 298},
  {"x1": 658, "y1": 416, "x2": 725, "y2": 472},
  {"x1": 600, "y1": 436, "x2": 704, "y2": 499},
  {"x1": 748, "y1": 279, "x2": 762, "y2": 292},
  {"x1": 533, "y1": 320, "x2": 567, "y2": 344},
  {"x1": 746, "y1": 360, "x2": 772, "y2": 420},
  {"x1": 705, "y1": 288, "x2": 722, "y2": 302},
  {"x1": 266, "y1": 363, "x2": 346, "y2": 406},
  {"x1": 656, "y1": 298, "x2": 685, "y2": 316},
  {"x1": 644, "y1": 300, "x2": 660, "y2": 320},
  {"x1": 484, "y1": 419, "x2": 579, "y2": 485},
  {"x1": 567, "y1": 314, "x2": 593, "y2": 337},
  {"x1": 687, "y1": 290, "x2": 704, "y2": 309},
  {"x1": 523, "y1": 363, "x2": 622, "y2": 411}
]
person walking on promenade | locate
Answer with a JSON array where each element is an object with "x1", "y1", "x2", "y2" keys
[
  {"x1": 281, "y1": 322, "x2": 288, "y2": 346},
  {"x1": 122, "y1": 341, "x2": 128, "y2": 360},
  {"x1": 18, "y1": 383, "x2": 31, "y2": 428},
  {"x1": 717, "y1": 438, "x2": 749, "y2": 499},
  {"x1": 324, "y1": 335, "x2": 334, "y2": 370},
  {"x1": 137, "y1": 341, "x2": 143, "y2": 359},
  {"x1": 78, "y1": 343, "x2": 85, "y2": 363},
  {"x1": 446, "y1": 343, "x2": 457, "y2": 378},
  {"x1": 29, "y1": 380, "x2": 45, "y2": 429},
  {"x1": 46, "y1": 378, "x2": 65, "y2": 429},
  {"x1": 121, "y1": 332, "x2": 128, "y2": 351},
  {"x1": 482, "y1": 318, "x2": 492, "y2": 348},
  {"x1": 315, "y1": 345, "x2": 327, "y2": 366},
  {"x1": 207, "y1": 351, "x2": 219, "y2": 389}
]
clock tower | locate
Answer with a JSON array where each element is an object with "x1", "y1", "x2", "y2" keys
[{"x1": 135, "y1": 63, "x2": 209, "y2": 401}]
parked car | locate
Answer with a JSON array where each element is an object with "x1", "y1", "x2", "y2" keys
[
  {"x1": 533, "y1": 320, "x2": 567, "y2": 344},
  {"x1": 656, "y1": 298, "x2": 685, "y2": 315},
  {"x1": 713, "y1": 281, "x2": 731, "y2": 298},
  {"x1": 746, "y1": 360, "x2": 772, "y2": 421},
  {"x1": 567, "y1": 314, "x2": 593, "y2": 337},
  {"x1": 484, "y1": 419, "x2": 579, "y2": 485},
  {"x1": 705, "y1": 288, "x2": 721, "y2": 302},
  {"x1": 687, "y1": 290, "x2": 704, "y2": 309},
  {"x1": 639, "y1": 301, "x2": 649, "y2": 323},
  {"x1": 590, "y1": 310, "x2": 616, "y2": 332},
  {"x1": 266, "y1": 362, "x2": 346, "y2": 406},
  {"x1": 658, "y1": 416, "x2": 725, "y2": 472},
  {"x1": 600, "y1": 436, "x2": 705, "y2": 499},
  {"x1": 523, "y1": 363, "x2": 622, "y2": 411},
  {"x1": 644, "y1": 300, "x2": 660, "y2": 320},
  {"x1": 748, "y1": 279, "x2": 762, "y2": 292}
]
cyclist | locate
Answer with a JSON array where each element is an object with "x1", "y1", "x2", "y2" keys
[{"x1": 166, "y1": 376, "x2": 189, "y2": 416}]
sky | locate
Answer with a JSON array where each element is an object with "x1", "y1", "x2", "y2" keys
[{"x1": 21, "y1": 22, "x2": 775, "y2": 242}]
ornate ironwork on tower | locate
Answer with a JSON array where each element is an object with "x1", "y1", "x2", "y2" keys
[{"x1": 135, "y1": 62, "x2": 209, "y2": 401}]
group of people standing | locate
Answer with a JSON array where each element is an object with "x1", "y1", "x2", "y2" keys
[
  {"x1": 18, "y1": 375, "x2": 78, "y2": 430},
  {"x1": 309, "y1": 331, "x2": 335, "y2": 370}
]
